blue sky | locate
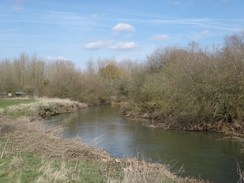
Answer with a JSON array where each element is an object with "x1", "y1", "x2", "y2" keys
[{"x1": 0, "y1": 0, "x2": 244, "y2": 68}]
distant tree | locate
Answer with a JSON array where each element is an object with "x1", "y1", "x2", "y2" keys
[{"x1": 99, "y1": 64, "x2": 121, "y2": 84}]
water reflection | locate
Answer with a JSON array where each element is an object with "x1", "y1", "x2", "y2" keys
[{"x1": 46, "y1": 106, "x2": 243, "y2": 183}]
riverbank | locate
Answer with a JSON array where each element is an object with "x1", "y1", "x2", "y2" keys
[
  {"x1": 123, "y1": 109, "x2": 244, "y2": 137},
  {"x1": 0, "y1": 98, "x2": 209, "y2": 183},
  {"x1": 0, "y1": 98, "x2": 88, "y2": 118}
]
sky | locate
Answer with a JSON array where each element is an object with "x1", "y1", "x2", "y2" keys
[{"x1": 0, "y1": 0, "x2": 244, "y2": 68}]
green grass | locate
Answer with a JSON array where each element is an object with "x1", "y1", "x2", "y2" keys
[
  {"x1": 0, "y1": 98, "x2": 37, "y2": 108},
  {"x1": 0, "y1": 139, "x2": 120, "y2": 183},
  {"x1": 0, "y1": 98, "x2": 38, "y2": 117}
]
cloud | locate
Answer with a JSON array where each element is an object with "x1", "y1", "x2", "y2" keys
[
  {"x1": 191, "y1": 30, "x2": 210, "y2": 40},
  {"x1": 200, "y1": 30, "x2": 210, "y2": 36},
  {"x1": 44, "y1": 56, "x2": 68, "y2": 61},
  {"x1": 91, "y1": 14, "x2": 100, "y2": 18},
  {"x1": 112, "y1": 23, "x2": 135, "y2": 32},
  {"x1": 150, "y1": 34, "x2": 170, "y2": 41},
  {"x1": 84, "y1": 40, "x2": 137, "y2": 50},
  {"x1": 119, "y1": 17, "x2": 243, "y2": 31},
  {"x1": 90, "y1": 14, "x2": 105, "y2": 18},
  {"x1": 109, "y1": 42, "x2": 137, "y2": 50},
  {"x1": 84, "y1": 40, "x2": 113, "y2": 49}
]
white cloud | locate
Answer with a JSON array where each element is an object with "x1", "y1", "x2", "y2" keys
[
  {"x1": 109, "y1": 42, "x2": 137, "y2": 50},
  {"x1": 91, "y1": 14, "x2": 99, "y2": 18},
  {"x1": 84, "y1": 40, "x2": 137, "y2": 50},
  {"x1": 191, "y1": 30, "x2": 210, "y2": 40},
  {"x1": 45, "y1": 56, "x2": 68, "y2": 61},
  {"x1": 84, "y1": 40, "x2": 113, "y2": 49},
  {"x1": 90, "y1": 14, "x2": 105, "y2": 18},
  {"x1": 200, "y1": 30, "x2": 210, "y2": 36},
  {"x1": 120, "y1": 18, "x2": 242, "y2": 32},
  {"x1": 150, "y1": 34, "x2": 170, "y2": 41},
  {"x1": 112, "y1": 23, "x2": 135, "y2": 32}
]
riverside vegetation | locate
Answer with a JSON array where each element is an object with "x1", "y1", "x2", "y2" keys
[
  {"x1": 0, "y1": 98, "x2": 209, "y2": 183},
  {"x1": 0, "y1": 32, "x2": 243, "y2": 136},
  {"x1": 0, "y1": 32, "x2": 244, "y2": 182}
]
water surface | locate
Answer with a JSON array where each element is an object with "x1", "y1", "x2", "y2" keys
[{"x1": 46, "y1": 106, "x2": 243, "y2": 183}]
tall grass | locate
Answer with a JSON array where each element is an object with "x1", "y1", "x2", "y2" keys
[{"x1": 0, "y1": 139, "x2": 109, "y2": 183}]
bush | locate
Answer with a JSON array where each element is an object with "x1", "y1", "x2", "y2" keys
[{"x1": 126, "y1": 32, "x2": 244, "y2": 124}]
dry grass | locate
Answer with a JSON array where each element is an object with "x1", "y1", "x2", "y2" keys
[
  {"x1": 0, "y1": 138, "x2": 109, "y2": 183},
  {"x1": 237, "y1": 162, "x2": 244, "y2": 183},
  {"x1": 0, "y1": 117, "x2": 109, "y2": 161},
  {"x1": 0, "y1": 116, "x2": 209, "y2": 183},
  {"x1": 0, "y1": 98, "x2": 211, "y2": 183},
  {"x1": 109, "y1": 158, "x2": 175, "y2": 183},
  {"x1": 0, "y1": 97, "x2": 88, "y2": 117},
  {"x1": 234, "y1": 137, "x2": 244, "y2": 183},
  {"x1": 37, "y1": 160, "x2": 74, "y2": 183},
  {"x1": 108, "y1": 158, "x2": 209, "y2": 183}
]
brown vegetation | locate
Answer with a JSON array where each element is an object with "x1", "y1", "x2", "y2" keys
[
  {"x1": 0, "y1": 100, "x2": 209, "y2": 183},
  {"x1": 122, "y1": 32, "x2": 244, "y2": 136},
  {"x1": 0, "y1": 117, "x2": 110, "y2": 160},
  {"x1": 0, "y1": 56, "x2": 132, "y2": 105},
  {"x1": 0, "y1": 32, "x2": 243, "y2": 135},
  {"x1": 0, "y1": 98, "x2": 88, "y2": 118}
]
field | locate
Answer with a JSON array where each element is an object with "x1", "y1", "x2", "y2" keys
[{"x1": 0, "y1": 98, "x2": 37, "y2": 108}]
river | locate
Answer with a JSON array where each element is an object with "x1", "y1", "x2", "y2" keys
[{"x1": 45, "y1": 105, "x2": 243, "y2": 183}]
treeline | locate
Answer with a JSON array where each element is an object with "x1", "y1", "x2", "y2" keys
[
  {"x1": 125, "y1": 32, "x2": 244, "y2": 124},
  {"x1": 0, "y1": 54, "x2": 133, "y2": 104},
  {"x1": 0, "y1": 32, "x2": 243, "y2": 124}
]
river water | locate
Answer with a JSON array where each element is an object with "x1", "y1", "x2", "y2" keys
[{"x1": 46, "y1": 105, "x2": 243, "y2": 183}]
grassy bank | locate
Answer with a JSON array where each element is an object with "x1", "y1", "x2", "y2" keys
[
  {"x1": 0, "y1": 98, "x2": 88, "y2": 118},
  {"x1": 0, "y1": 98, "x2": 209, "y2": 183},
  {"x1": 0, "y1": 98, "x2": 37, "y2": 108},
  {"x1": 0, "y1": 139, "x2": 110, "y2": 183}
]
